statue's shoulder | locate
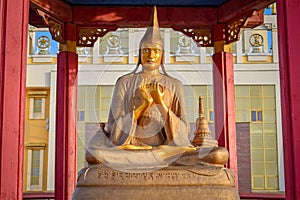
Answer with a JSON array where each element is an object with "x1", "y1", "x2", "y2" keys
[
  {"x1": 164, "y1": 75, "x2": 183, "y2": 87},
  {"x1": 116, "y1": 73, "x2": 136, "y2": 83}
]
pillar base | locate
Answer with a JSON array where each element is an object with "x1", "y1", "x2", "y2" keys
[{"x1": 73, "y1": 164, "x2": 239, "y2": 200}]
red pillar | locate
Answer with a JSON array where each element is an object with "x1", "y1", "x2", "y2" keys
[
  {"x1": 55, "y1": 24, "x2": 78, "y2": 200},
  {"x1": 213, "y1": 52, "x2": 237, "y2": 170},
  {"x1": 212, "y1": 24, "x2": 238, "y2": 185},
  {"x1": 0, "y1": 0, "x2": 29, "y2": 199},
  {"x1": 277, "y1": 0, "x2": 300, "y2": 199}
]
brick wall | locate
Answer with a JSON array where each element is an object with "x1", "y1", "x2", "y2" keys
[{"x1": 236, "y1": 122, "x2": 251, "y2": 193}]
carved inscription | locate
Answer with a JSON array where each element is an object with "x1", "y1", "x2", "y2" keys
[
  {"x1": 96, "y1": 168, "x2": 201, "y2": 185},
  {"x1": 76, "y1": 166, "x2": 234, "y2": 187}
]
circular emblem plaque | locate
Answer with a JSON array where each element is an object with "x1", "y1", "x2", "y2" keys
[
  {"x1": 108, "y1": 35, "x2": 120, "y2": 48},
  {"x1": 37, "y1": 35, "x2": 50, "y2": 49},
  {"x1": 178, "y1": 35, "x2": 191, "y2": 47},
  {"x1": 249, "y1": 33, "x2": 264, "y2": 47}
]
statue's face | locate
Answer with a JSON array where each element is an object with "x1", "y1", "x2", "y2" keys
[{"x1": 141, "y1": 43, "x2": 163, "y2": 71}]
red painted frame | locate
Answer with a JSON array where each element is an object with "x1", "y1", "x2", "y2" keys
[
  {"x1": 240, "y1": 193, "x2": 286, "y2": 199},
  {"x1": 277, "y1": 0, "x2": 300, "y2": 199},
  {"x1": 0, "y1": 0, "x2": 286, "y2": 199},
  {"x1": 23, "y1": 192, "x2": 55, "y2": 199},
  {"x1": 55, "y1": 51, "x2": 78, "y2": 200},
  {"x1": 0, "y1": 0, "x2": 29, "y2": 199},
  {"x1": 213, "y1": 52, "x2": 238, "y2": 187}
]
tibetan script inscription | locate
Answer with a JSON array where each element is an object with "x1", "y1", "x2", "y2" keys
[{"x1": 91, "y1": 166, "x2": 225, "y2": 186}]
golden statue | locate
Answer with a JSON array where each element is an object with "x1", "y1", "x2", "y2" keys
[
  {"x1": 75, "y1": 7, "x2": 239, "y2": 200},
  {"x1": 86, "y1": 6, "x2": 227, "y2": 167},
  {"x1": 107, "y1": 6, "x2": 191, "y2": 150}
]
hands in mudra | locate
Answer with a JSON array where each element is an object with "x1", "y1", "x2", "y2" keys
[
  {"x1": 133, "y1": 78, "x2": 168, "y2": 121},
  {"x1": 140, "y1": 79, "x2": 164, "y2": 105}
]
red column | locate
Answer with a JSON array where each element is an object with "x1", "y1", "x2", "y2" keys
[
  {"x1": 277, "y1": 0, "x2": 300, "y2": 199},
  {"x1": 55, "y1": 24, "x2": 78, "y2": 200},
  {"x1": 213, "y1": 52, "x2": 237, "y2": 167},
  {"x1": 0, "y1": 0, "x2": 29, "y2": 199},
  {"x1": 212, "y1": 36, "x2": 238, "y2": 185}
]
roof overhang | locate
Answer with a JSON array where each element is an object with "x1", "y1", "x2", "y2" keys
[
  {"x1": 30, "y1": 0, "x2": 275, "y2": 28},
  {"x1": 29, "y1": 0, "x2": 275, "y2": 46}
]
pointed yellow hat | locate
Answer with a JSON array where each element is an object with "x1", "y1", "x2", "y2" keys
[{"x1": 139, "y1": 6, "x2": 164, "y2": 49}]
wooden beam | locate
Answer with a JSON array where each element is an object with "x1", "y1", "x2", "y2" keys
[
  {"x1": 29, "y1": 0, "x2": 276, "y2": 29},
  {"x1": 29, "y1": 7, "x2": 46, "y2": 28},
  {"x1": 218, "y1": 0, "x2": 276, "y2": 23},
  {"x1": 30, "y1": 0, "x2": 72, "y2": 23},
  {"x1": 243, "y1": 10, "x2": 264, "y2": 28},
  {"x1": 72, "y1": 6, "x2": 217, "y2": 28}
]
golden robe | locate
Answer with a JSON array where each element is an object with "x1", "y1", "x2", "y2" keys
[{"x1": 107, "y1": 73, "x2": 191, "y2": 147}]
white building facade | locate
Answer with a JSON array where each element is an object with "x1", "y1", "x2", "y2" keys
[{"x1": 25, "y1": 7, "x2": 284, "y2": 194}]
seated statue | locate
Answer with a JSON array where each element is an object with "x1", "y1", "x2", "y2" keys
[
  {"x1": 74, "y1": 7, "x2": 239, "y2": 200},
  {"x1": 107, "y1": 27, "x2": 191, "y2": 150},
  {"x1": 86, "y1": 6, "x2": 227, "y2": 169}
]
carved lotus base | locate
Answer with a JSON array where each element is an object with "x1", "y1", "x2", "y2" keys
[{"x1": 72, "y1": 164, "x2": 240, "y2": 200}]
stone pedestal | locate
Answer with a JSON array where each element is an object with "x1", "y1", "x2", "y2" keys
[{"x1": 73, "y1": 164, "x2": 239, "y2": 200}]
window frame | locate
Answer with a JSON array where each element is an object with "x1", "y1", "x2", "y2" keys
[
  {"x1": 28, "y1": 91, "x2": 47, "y2": 120},
  {"x1": 26, "y1": 144, "x2": 45, "y2": 191}
]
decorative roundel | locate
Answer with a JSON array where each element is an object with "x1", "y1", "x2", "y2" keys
[
  {"x1": 107, "y1": 35, "x2": 120, "y2": 48},
  {"x1": 249, "y1": 33, "x2": 264, "y2": 47},
  {"x1": 37, "y1": 35, "x2": 50, "y2": 49},
  {"x1": 178, "y1": 35, "x2": 191, "y2": 47}
]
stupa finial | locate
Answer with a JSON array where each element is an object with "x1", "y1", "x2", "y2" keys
[{"x1": 192, "y1": 96, "x2": 218, "y2": 147}]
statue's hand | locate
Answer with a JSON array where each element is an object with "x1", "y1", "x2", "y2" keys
[
  {"x1": 133, "y1": 81, "x2": 153, "y2": 121},
  {"x1": 150, "y1": 81, "x2": 169, "y2": 114},
  {"x1": 140, "y1": 82, "x2": 153, "y2": 106},
  {"x1": 150, "y1": 81, "x2": 164, "y2": 105}
]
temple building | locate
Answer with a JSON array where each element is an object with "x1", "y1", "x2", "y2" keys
[{"x1": 23, "y1": 4, "x2": 285, "y2": 198}]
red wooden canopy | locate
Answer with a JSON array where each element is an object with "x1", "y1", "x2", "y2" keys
[{"x1": 29, "y1": 0, "x2": 273, "y2": 47}]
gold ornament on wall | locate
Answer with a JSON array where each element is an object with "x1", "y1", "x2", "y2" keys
[
  {"x1": 249, "y1": 33, "x2": 264, "y2": 47},
  {"x1": 36, "y1": 35, "x2": 51, "y2": 55}
]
